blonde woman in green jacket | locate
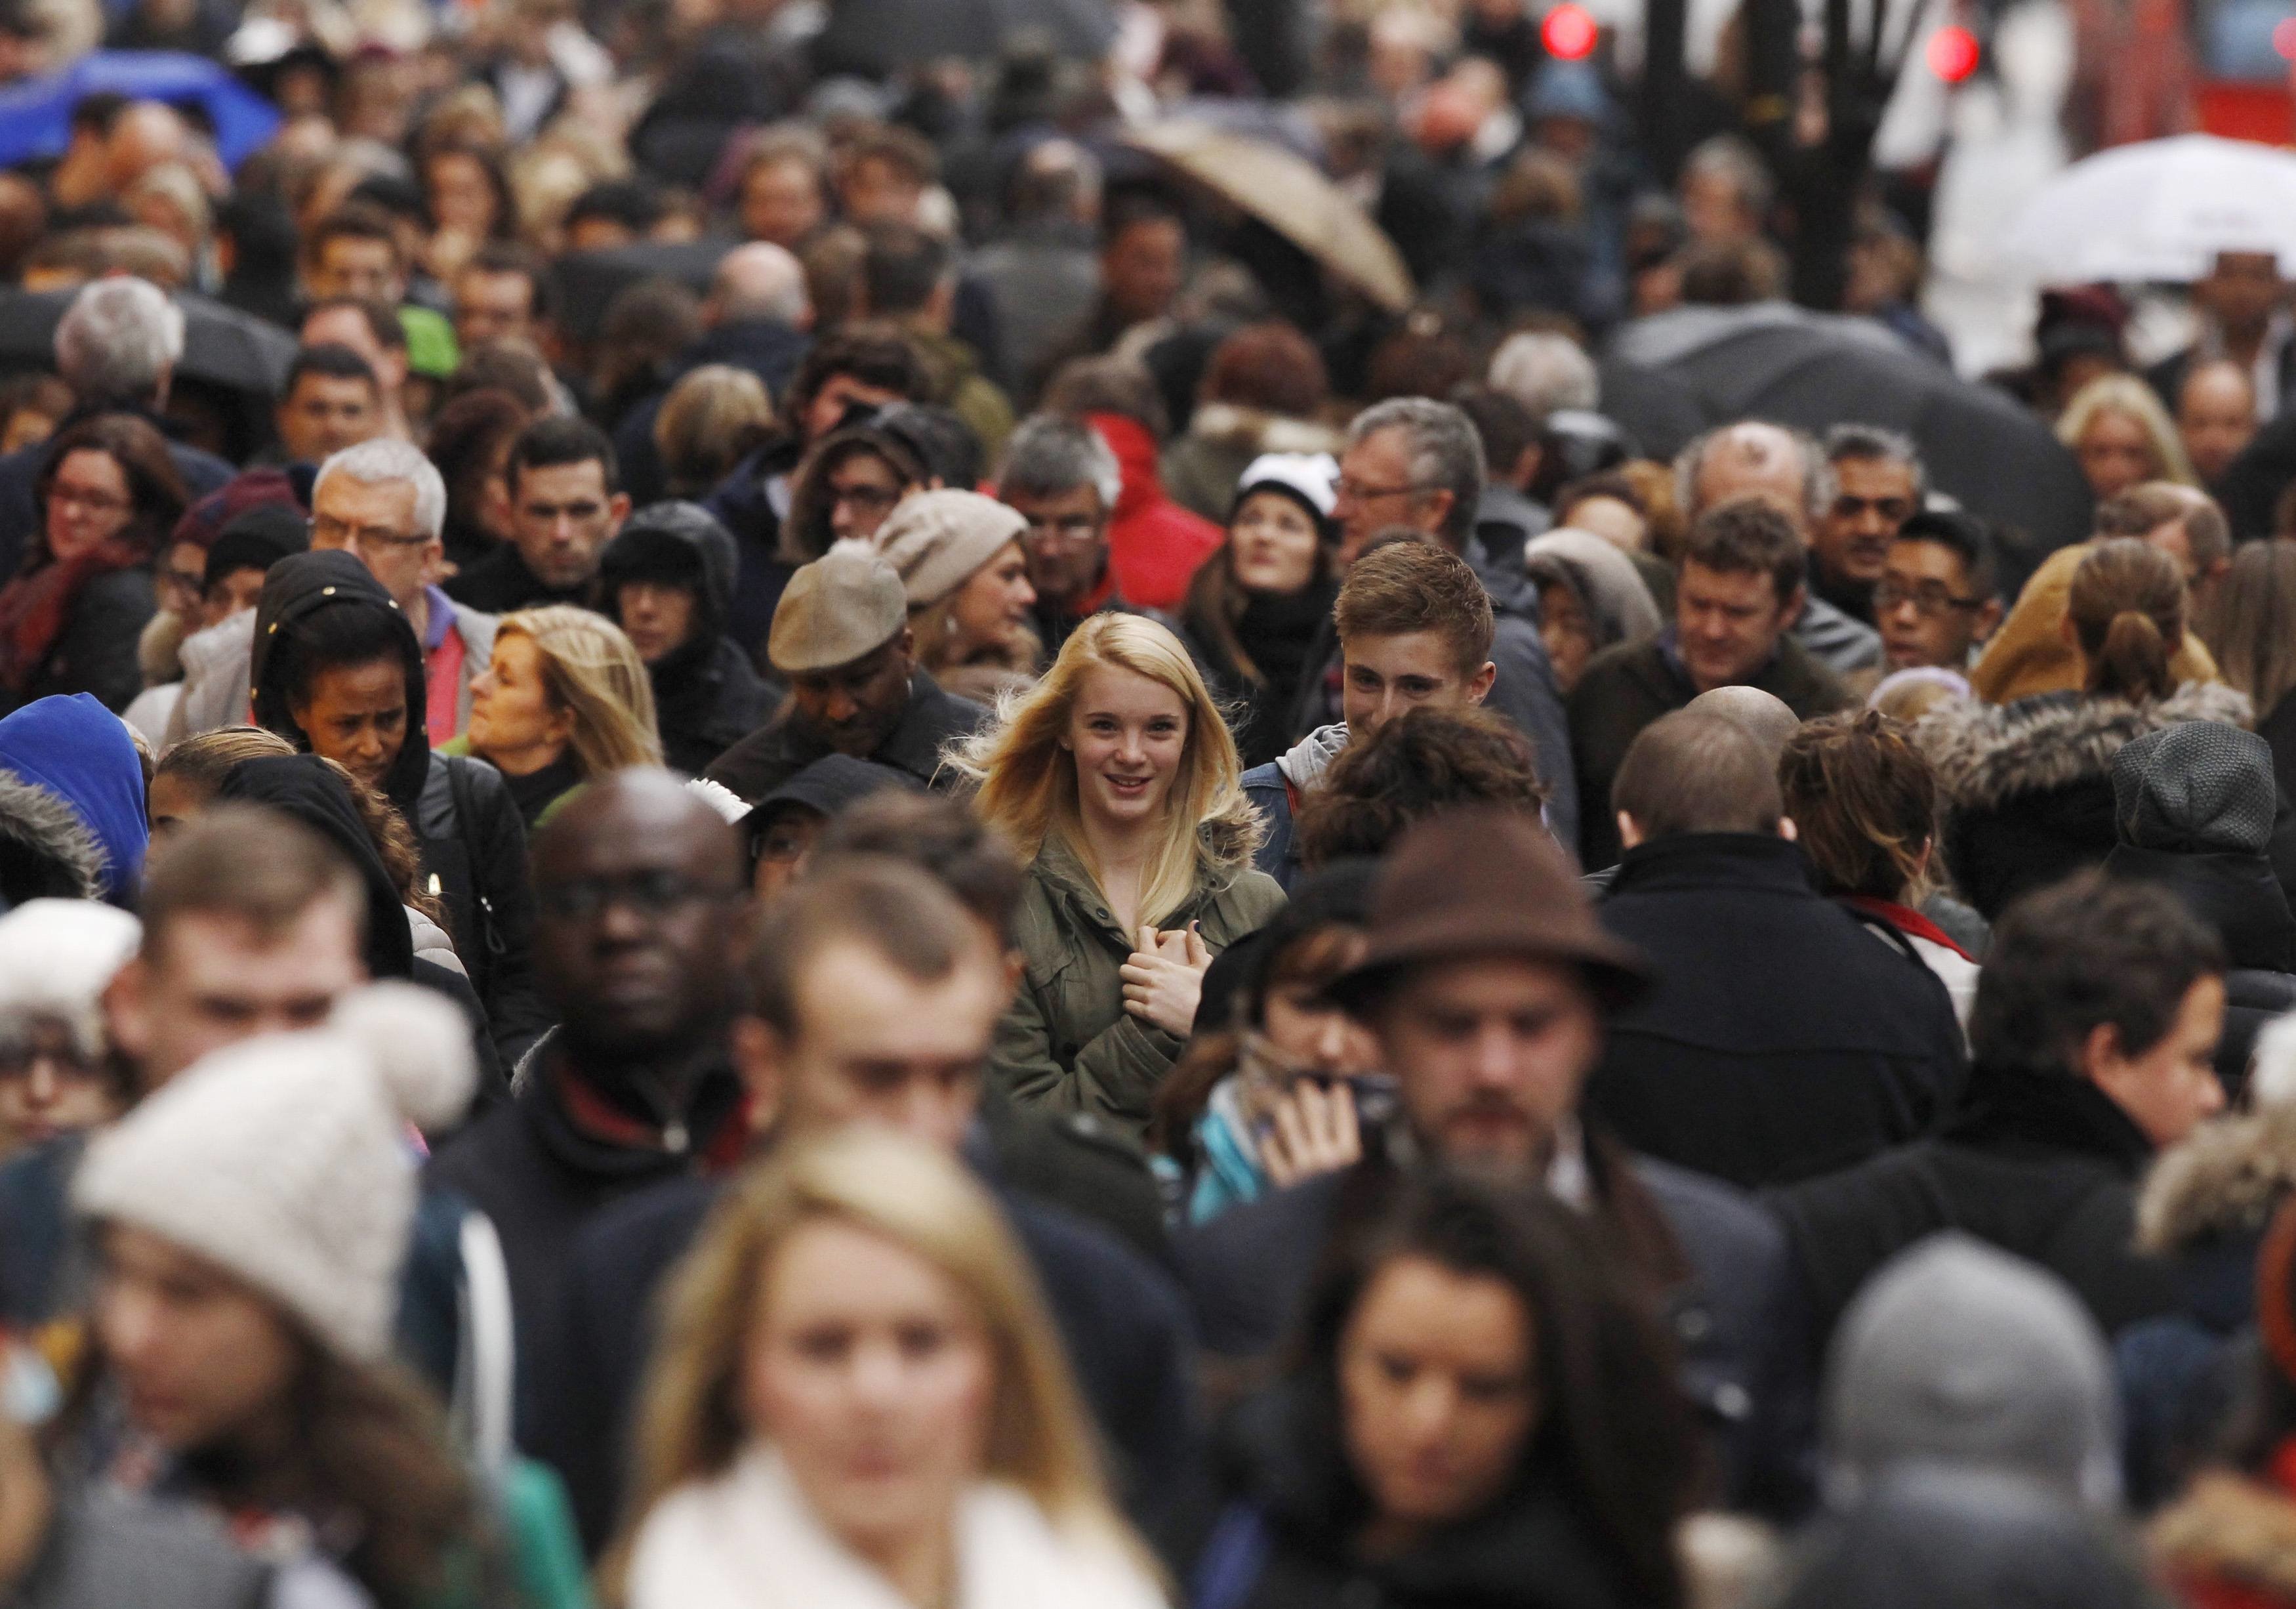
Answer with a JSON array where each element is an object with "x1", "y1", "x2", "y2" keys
[{"x1": 954, "y1": 611, "x2": 1286, "y2": 1136}]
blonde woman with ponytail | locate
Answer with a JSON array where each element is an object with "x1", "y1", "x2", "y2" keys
[
  {"x1": 1919, "y1": 537, "x2": 2253, "y2": 920},
  {"x1": 949, "y1": 611, "x2": 1285, "y2": 1137}
]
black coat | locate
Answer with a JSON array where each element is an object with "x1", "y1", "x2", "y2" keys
[
  {"x1": 250, "y1": 551, "x2": 548, "y2": 1062},
  {"x1": 1177, "y1": 1140, "x2": 1812, "y2": 1517},
  {"x1": 1179, "y1": 579, "x2": 1338, "y2": 771},
  {"x1": 9, "y1": 568, "x2": 155, "y2": 714},
  {"x1": 1190, "y1": 1383, "x2": 1641, "y2": 1609},
  {"x1": 537, "y1": 1116, "x2": 1199, "y2": 1556},
  {"x1": 443, "y1": 541, "x2": 600, "y2": 616},
  {"x1": 2102, "y1": 844, "x2": 2296, "y2": 1095},
  {"x1": 1767, "y1": 1064, "x2": 2178, "y2": 1348},
  {"x1": 702, "y1": 666, "x2": 987, "y2": 804},
  {"x1": 423, "y1": 1049, "x2": 746, "y2": 1445},
  {"x1": 1587, "y1": 833, "x2": 1967, "y2": 1188}
]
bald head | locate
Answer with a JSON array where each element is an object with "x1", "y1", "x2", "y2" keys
[
  {"x1": 106, "y1": 102, "x2": 188, "y2": 192},
  {"x1": 1685, "y1": 684, "x2": 1801, "y2": 764},
  {"x1": 2177, "y1": 358, "x2": 2257, "y2": 484},
  {"x1": 707, "y1": 242, "x2": 811, "y2": 330},
  {"x1": 1683, "y1": 421, "x2": 1816, "y2": 528},
  {"x1": 531, "y1": 771, "x2": 748, "y2": 1066}
]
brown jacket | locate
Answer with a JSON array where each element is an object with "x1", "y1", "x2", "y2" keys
[{"x1": 1969, "y1": 541, "x2": 2219, "y2": 705}]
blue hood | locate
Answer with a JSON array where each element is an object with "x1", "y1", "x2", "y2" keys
[{"x1": 0, "y1": 694, "x2": 147, "y2": 902}]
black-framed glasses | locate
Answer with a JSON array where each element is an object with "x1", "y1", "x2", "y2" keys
[
  {"x1": 1874, "y1": 577, "x2": 1984, "y2": 617},
  {"x1": 535, "y1": 870, "x2": 744, "y2": 921},
  {"x1": 312, "y1": 514, "x2": 431, "y2": 553},
  {"x1": 1333, "y1": 476, "x2": 1436, "y2": 504}
]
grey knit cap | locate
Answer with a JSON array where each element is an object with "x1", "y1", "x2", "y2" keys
[{"x1": 2112, "y1": 720, "x2": 2276, "y2": 856}]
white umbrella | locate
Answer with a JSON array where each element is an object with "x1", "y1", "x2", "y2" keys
[{"x1": 2000, "y1": 133, "x2": 2296, "y2": 283}]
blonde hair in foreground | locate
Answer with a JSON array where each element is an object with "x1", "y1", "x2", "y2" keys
[
  {"x1": 949, "y1": 611, "x2": 1256, "y2": 928},
  {"x1": 615, "y1": 1128, "x2": 1137, "y2": 1584},
  {"x1": 495, "y1": 604, "x2": 664, "y2": 777}
]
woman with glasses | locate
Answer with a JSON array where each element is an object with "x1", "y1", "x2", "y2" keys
[
  {"x1": 0, "y1": 415, "x2": 187, "y2": 713},
  {"x1": 779, "y1": 417, "x2": 932, "y2": 566},
  {"x1": 953, "y1": 612, "x2": 1286, "y2": 1138}
]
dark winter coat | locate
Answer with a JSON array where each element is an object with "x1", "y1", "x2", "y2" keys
[
  {"x1": 538, "y1": 1115, "x2": 1199, "y2": 1557},
  {"x1": 423, "y1": 1049, "x2": 747, "y2": 1445},
  {"x1": 1190, "y1": 1381, "x2": 1640, "y2": 1609},
  {"x1": 443, "y1": 540, "x2": 600, "y2": 616},
  {"x1": 1177, "y1": 1139, "x2": 1813, "y2": 1517},
  {"x1": 702, "y1": 666, "x2": 985, "y2": 804},
  {"x1": 1567, "y1": 633, "x2": 1851, "y2": 871},
  {"x1": 1768, "y1": 1064, "x2": 2179, "y2": 1348},
  {"x1": 5, "y1": 568, "x2": 157, "y2": 715},
  {"x1": 1587, "y1": 833, "x2": 1968, "y2": 1188},
  {"x1": 251, "y1": 551, "x2": 549, "y2": 1062},
  {"x1": 1178, "y1": 577, "x2": 1338, "y2": 770},
  {"x1": 598, "y1": 502, "x2": 775, "y2": 774},
  {"x1": 1919, "y1": 681, "x2": 2255, "y2": 921}
]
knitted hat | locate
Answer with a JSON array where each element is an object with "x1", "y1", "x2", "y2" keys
[
  {"x1": 768, "y1": 542, "x2": 909, "y2": 674},
  {"x1": 2112, "y1": 721, "x2": 2277, "y2": 857},
  {"x1": 872, "y1": 491, "x2": 1027, "y2": 610},
  {"x1": 1231, "y1": 452, "x2": 1338, "y2": 533},
  {"x1": 0, "y1": 898, "x2": 139, "y2": 1060},
  {"x1": 202, "y1": 503, "x2": 310, "y2": 595},
  {"x1": 73, "y1": 982, "x2": 477, "y2": 1363}
]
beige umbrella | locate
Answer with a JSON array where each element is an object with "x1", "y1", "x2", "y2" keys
[{"x1": 1122, "y1": 122, "x2": 1418, "y2": 314}]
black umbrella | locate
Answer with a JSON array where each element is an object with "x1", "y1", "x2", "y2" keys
[
  {"x1": 547, "y1": 240, "x2": 733, "y2": 348},
  {"x1": 0, "y1": 285, "x2": 297, "y2": 396},
  {"x1": 1599, "y1": 304, "x2": 2095, "y2": 591},
  {"x1": 813, "y1": 0, "x2": 1115, "y2": 75}
]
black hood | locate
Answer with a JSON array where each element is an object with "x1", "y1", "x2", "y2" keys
[
  {"x1": 601, "y1": 500, "x2": 739, "y2": 646},
  {"x1": 249, "y1": 550, "x2": 431, "y2": 815},
  {"x1": 215, "y1": 753, "x2": 415, "y2": 980}
]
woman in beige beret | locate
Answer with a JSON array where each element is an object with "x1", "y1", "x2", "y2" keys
[{"x1": 871, "y1": 488, "x2": 1044, "y2": 703}]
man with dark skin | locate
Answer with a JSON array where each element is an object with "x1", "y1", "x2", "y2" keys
[
  {"x1": 705, "y1": 545, "x2": 987, "y2": 803},
  {"x1": 426, "y1": 770, "x2": 752, "y2": 1439}
]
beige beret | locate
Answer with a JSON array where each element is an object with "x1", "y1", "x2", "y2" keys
[
  {"x1": 872, "y1": 490, "x2": 1029, "y2": 609},
  {"x1": 767, "y1": 543, "x2": 909, "y2": 674}
]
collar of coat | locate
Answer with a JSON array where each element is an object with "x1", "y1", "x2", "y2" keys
[
  {"x1": 1919, "y1": 681, "x2": 2255, "y2": 816},
  {"x1": 1944, "y1": 1062, "x2": 2158, "y2": 1177}
]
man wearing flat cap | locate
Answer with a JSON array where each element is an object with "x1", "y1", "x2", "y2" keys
[
  {"x1": 703, "y1": 544, "x2": 989, "y2": 804},
  {"x1": 1178, "y1": 805, "x2": 1811, "y2": 1514}
]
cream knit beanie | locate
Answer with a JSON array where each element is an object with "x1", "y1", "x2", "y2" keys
[
  {"x1": 0, "y1": 899, "x2": 139, "y2": 1060},
  {"x1": 73, "y1": 982, "x2": 476, "y2": 1363},
  {"x1": 872, "y1": 490, "x2": 1029, "y2": 609}
]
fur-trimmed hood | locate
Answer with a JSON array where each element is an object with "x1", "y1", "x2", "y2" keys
[
  {"x1": 1183, "y1": 402, "x2": 1345, "y2": 457},
  {"x1": 2154, "y1": 1469, "x2": 2296, "y2": 1599},
  {"x1": 2138, "y1": 1102, "x2": 2296, "y2": 1254},
  {"x1": 1919, "y1": 682, "x2": 2255, "y2": 816},
  {"x1": 0, "y1": 769, "x2": 106, "y2": 903}
]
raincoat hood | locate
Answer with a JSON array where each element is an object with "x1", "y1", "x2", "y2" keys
[{"x1": 0, "y1": 693, "x2": 148, "y2": 903}]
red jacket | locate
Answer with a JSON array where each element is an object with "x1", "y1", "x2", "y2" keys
[
  {"x1": 1085, "y1": 411, "x2": 1222, "y2": 611},
  {"x1": 2157, "y1": 1440, "x2": 2296, "y2": 1609}
]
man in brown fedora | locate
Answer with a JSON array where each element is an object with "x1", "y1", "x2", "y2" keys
[{"x1": 1178, "y1": 803, "x2": 1810, "y2": 1511}]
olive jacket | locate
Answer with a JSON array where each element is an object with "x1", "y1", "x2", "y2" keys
[{"x1": 994, "y1": 818, "x2": 1286, "y2": 1138}]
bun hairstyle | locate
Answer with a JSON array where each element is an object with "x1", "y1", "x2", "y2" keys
[{"x1": 2068, "y1": 537, "x2": 2184, "y2": 704}]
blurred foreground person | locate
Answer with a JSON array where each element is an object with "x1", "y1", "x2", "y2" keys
[
  {"x1": 0, "y1": 900, "x2": 138, "y2": 1163},
  {"x1": 615, "y1": 1128, "x2": 1167, "y2": 1609},
  {"x1": 1190, "y1": 1172, "x2": 1694, "y2": 1609}
]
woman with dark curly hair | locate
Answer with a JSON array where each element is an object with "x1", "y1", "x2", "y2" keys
[{"x1": 0, "y1": 415, "x2": 187, "y2": 712}]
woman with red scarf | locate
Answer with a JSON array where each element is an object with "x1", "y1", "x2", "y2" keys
[{"x1": 0, "y1": 415, "x2": 186, "y2": 715}]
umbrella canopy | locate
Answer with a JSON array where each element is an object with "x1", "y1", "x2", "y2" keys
[
  {"x1": 1600, "y1": 303, "x2": 2094, "y2": 590},
  {"x1": 0, "y1": 287, "x2": 297, "y2": 398},
  {"x1": 814, "y1": 0, "x2": 1115, "y2": 74},
  {"x1": 548, "y1": 240, "x2": 733, "y2": 347},
  {"x1": 1122, "y1": 122, "x2": 1417, "y2": 315},
  {"x1": 0, "y1": 51, "x2": 281, "y2": 171},
  {"x1": 2001, "y1": 134, "x2": 2296, "y2": 283}
]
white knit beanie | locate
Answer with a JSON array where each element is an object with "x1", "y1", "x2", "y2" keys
[
  {"x1": 73, "y1": 982, "x2": 476, "y2": 1364},
  {"x1": 0, "y1": 898, "x2": 139, "y2": 1060}
]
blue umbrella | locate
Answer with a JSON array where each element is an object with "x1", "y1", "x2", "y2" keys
[{"x1": 0, "y1": 51, "x2": 280, "y2": 171}]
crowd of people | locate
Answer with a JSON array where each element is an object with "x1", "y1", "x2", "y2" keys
[{"x1": 10, "y1": 1, "x2": 2296, "y2": 1608}]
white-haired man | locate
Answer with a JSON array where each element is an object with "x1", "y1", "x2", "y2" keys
[
  {"x1": 0, "y1": 277, "x2": 232, "y2": 573},
  {"x1": 309, "y1": 439, "x2": 498, "y2": 740}
]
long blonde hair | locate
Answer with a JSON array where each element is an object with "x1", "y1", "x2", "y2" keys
[
  {"x1": 494, "y1": 605, "x2": 664, "y2": 778},
  {"x1": 949, "y1": 612, "x2": 1257, "y2": 927},
  {"x1": 2057, "y1": 373, "x2": 2197, "y2": 488},
  {"x1": 2203, "y1": 538, "x2": 2296, "y2": 721},
  {"x1": 615, "y1": 1129, "x2": 1136, "y2": 1580}
]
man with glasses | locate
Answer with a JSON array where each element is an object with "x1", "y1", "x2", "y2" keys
[
  {"x1": 308, "y1": 438, "x2": 499, "y2": 742},
  {"x1": 1813, "y1": 425, "x2": 1925, "y2": 627},
  {"x1": 447, "y1": 417, "x2": 631, "y2": 616},
  {"x1": 993, "y1": 413, "x2": 1130, "y2": 657},
  {"x1": 705, "y1": 545, "x2": 987, "y2": 803},
  {"x1": 427, "y1": 770, "x2": 754, "y2": 1438},
  {"x1": 1877, "y1": 510, "x2": 2004, "y2": 675}
]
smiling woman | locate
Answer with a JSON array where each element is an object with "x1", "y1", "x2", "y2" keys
[{"x1": 950, "y1": 612, "x2": 1286, "y2": 1135}]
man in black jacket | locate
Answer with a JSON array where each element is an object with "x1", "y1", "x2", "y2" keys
[
  {"x1": 446, "y1": 417, "x2": 628, "y2": 616},
  {"x1": 704, "y1": 544, "x2": 986, "y2": 803},
  {"x1": 1770, "y1": 871, "x2": 2227, "y2": 1348},
  {"x1": 426, "y1": 771, "x2": 753, "y2": 1443},
  {"x1": 537, "y1": 858, "x2": 1199, "y2": 1555},
  {"x1": 1584, "y1": 709, "x2": 1967, "y2": 1188},
  {"x1": 599, "y1": 501, "x2": 775, "y2": 774},
  {"x1": 1177, "y1": 805, "x2": 1811, "y2": 1515}
]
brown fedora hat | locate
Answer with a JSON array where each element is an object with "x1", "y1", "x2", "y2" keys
[{"x1": 1328, "y1": 806, "x2": 1651, "y2": 1013}]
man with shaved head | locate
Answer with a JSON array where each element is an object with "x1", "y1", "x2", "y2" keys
[{"x1": 426, "y1": 770, "x2": 752, "y2": 1438}]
